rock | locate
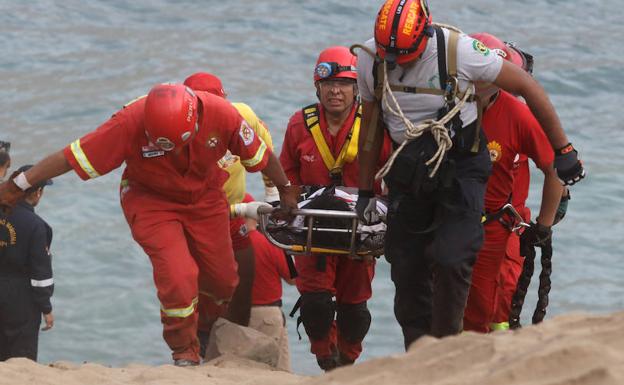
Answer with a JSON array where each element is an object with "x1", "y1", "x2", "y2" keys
[{"x1": 204, "y1": 318, "x2": 280, "y2": 368}]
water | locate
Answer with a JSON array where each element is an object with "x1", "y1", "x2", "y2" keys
[{"x1": 1, "y1": 0, "x2": 623, "y2": 375}]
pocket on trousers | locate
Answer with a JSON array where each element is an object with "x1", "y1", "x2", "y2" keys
[{"x1": 456, "y1": 178, "x2": 486, "y2": 214}]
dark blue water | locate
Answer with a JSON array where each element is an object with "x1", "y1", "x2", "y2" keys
[{"x1": 1, "y1": 0, "x2": 623, "y2": 375}]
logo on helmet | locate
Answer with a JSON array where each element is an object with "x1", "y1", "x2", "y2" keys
[
  {"x1": 155, "y1": 137, "x2": 175, "y2": 151},
  {"x1": 402, "y1": 1, "x2": 420, "y2": 36}
]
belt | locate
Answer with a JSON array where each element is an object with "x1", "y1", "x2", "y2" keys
[{"x1": 253, "y1": 299, "x2": 282, "y2": 307}]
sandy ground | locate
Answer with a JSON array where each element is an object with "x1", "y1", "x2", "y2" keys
[{"x1": 2, "y1": 311, "x2": 624, "y2": 385}]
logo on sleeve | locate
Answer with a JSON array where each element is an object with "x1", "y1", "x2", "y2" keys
[
  {"x1": 488, "y1": 141, "x2": 502, "y2": 162},
  {"x1": 472, "y1": 39, "x2": 490, "y2": 56},
  {"x1": 239, "y1": 121, "x2": 255, "y2": 146}
]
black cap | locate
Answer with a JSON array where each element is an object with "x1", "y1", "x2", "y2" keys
[{"x1": 16, "y1": 165, "x2": 53, "y2": 190}]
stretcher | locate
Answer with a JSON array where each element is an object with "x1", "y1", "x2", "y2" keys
[{"x1": 257, "y1": 187, "x2": 386, "y2": 259}]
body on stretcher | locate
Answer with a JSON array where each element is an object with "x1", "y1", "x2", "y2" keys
[{"x1": 257, "y1": 186, "x2": 387, "y2": 259}]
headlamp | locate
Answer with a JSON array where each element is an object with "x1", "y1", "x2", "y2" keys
[{"x1": 315, "y1": 62, "x2": 356, "y2": 80}]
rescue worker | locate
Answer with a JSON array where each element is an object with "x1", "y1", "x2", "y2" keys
[
  {"x1": 280, "y1": 46, "x2": 391, "y2": 371},
  {"x1": 0, "y1": 165, "x2": 54, "y2": 361},
  {"x1": 184, "y1": 72, "x2": 276, "y2": 330},
  {"x1": 354, "y1": 0, "x2": 585, "y2": 349},
  {"x1": 0, "y1": 83, "x2": 299, "y2": 366},
  {"x1": 462, "y1": 33, "x2": 563, "y2": 332},
  {"x1": 242, "y1": 193, "x2": 296, "y2": 372}
]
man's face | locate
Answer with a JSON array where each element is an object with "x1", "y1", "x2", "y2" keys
[{"x1": 316, "y1": 79, "x2": 357, "y2": 115}]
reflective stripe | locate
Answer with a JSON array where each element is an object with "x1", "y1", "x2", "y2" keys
[
  {"x1": 31, "y1": 278, "x2": 54, "y2": 287},
  {"x1": 161, "y1": 297, "x2": 198, "y2": 318},
  {"x1": 70, "y1": 140, "x2": 100, "y2": 179},
  {"x1": 490, "y1": 322, "x2": 510, "y2": 331},
  {"x1": 240, "y1": 141, "x2": 267, "y2": 168},
  {"x1": 198, "y1": 290, "x2": 228, "y2": 306}
]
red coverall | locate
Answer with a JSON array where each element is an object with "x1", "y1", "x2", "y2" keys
[
  {"x1": 494, "y1": 156, "x2": 531, "y2": 324},
  {"x1": 279, "y1": 102, "x2": 391, "y2": 362},
  {"x1": 63, "y1": 92, "x2": 270, "y2": 362},
  {"x1": 463, "y1": 91, "x2": 554, "y2": 333}
]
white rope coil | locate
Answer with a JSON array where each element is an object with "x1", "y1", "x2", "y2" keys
[{"x1": 375, "y1": 61, "x2": 474, "y2": 180}]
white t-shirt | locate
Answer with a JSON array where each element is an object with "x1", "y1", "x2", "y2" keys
[{"x1": 357, "y1": 28, "x2": 503, "y2": 144}]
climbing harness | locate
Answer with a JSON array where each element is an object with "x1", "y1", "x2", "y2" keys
[{"x1": 302, "y1": 104, "x2": 361, "y2": 185}]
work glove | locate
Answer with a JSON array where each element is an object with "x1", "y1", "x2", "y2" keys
[
  {"x1": 553, "y1": 189, "x2": 570, "y2": 226},
  {"x1": 554, "y1": 143, "x2": 585, "y2": 186},
  {"x1": 273, "y1": 182, "x2": 301, "y2": 220},
  {"x1": 0, "y1": 172, "x2": 26, "y2": 214},
  {"x1": 264, "y1": 185, "x2": 280, "y2": 206},
  {"x1": 230, "y1": 201, "x2": 272, "y2": 221},
  {"x1": 521, "y1": 221, "x2": 552, "y2": 248},
  {"x1": 356, "y1": 190, "x2": 380, "y2": 225}
]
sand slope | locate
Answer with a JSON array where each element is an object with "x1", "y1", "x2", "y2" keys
[{"x1": 2, "y1": 311, "x2": 624, "y2": 385}]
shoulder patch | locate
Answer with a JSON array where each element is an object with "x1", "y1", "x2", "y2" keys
[
  {"x1": 239, "y1": 120, "x2": 255, "y2": 146},
  {"x1": 472, "y1": 39, "x2": 490, "y2": 56}
]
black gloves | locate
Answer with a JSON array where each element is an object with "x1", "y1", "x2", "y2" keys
[
  {"x1": 355, "y1": 190, "x2": 380, "y2": 225},
  {"x1": 554, "y1": 143, "x2": 585, "y2": 186},
  {"x1": 521, "y1": 221, "x2": 552, "y2": 249}
]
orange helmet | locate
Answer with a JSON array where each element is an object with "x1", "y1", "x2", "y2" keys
[
  {"x1": 184, "y1": 72, "x2": 226, "y2": 98},
  {"x1": 144, "y1": 83, "x2": 199, "y2": 151},
  {"x1": 374, "y1": 0, "x2": 432, "y2": 65},
  {"x1": 314, "y1": 46, "x2": 358, "y2": 83},
  {"x1": 469, "y1": 33, "x2": 534, "y2": 74}
]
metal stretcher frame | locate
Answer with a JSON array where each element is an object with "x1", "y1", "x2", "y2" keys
[{"x1": 257, "y1": 206, "x2": 381, "y2": 258}]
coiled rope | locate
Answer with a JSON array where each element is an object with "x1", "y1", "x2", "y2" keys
[{"x1": 350, "y1": 23, "x2": 473, "y2": 181}]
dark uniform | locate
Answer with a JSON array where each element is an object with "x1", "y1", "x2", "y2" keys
[{"x1": 0, "y1": 201, "x2": 54, "y2": 361}]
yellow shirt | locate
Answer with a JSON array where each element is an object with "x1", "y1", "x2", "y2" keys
[{"x1": 219, "y1": 102, "x2": 274, "y2": 204}]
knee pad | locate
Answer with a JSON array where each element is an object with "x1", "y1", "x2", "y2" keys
[
  {"x1": 336, "y1": 302, "x2": 371, "y2": 344},
  {"x1": 300, "y1": 292, "x2": 335, "y2": 341}
]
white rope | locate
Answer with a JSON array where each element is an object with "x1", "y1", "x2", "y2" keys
[{"x1": 375, "y1": 61, "x2": 474, "y2": 180}]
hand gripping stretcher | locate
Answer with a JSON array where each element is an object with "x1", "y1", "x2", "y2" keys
[{"x1": 257, "y1": 187, "x2": 387, "y2": 260}]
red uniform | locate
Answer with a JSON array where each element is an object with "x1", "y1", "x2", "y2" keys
[
  {"x1": 463, "y1": 91, "x2": 553, "y2": 332},
  {"x1": 249, "y1": 229, "x2": 292, "y2": 306},
  {"x1": 63, "y1": 91, "x2": 270, "y2": 362},
  {"x1": 494, "y1": 156, "x2": 530, "y2": 324},
  {"x1": 279, "y1": 102, "x2": 390, "y2": 363}
]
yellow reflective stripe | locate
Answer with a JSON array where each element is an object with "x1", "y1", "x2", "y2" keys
[
  {"x1": 161, "y1": 297, "x2": 198, "y2": 318},
  {"x1": 240, "y1": 140, "x2": 267, "y2": 168},
  {"x1": 70, "y1": 139, "x2": 100, "y2": 179},
  {"x1": 490, "y1": 322, "x2": 510, "y2": 331},
  {"x1": 198, "y1": 290, "x2": 227, "y2": 305}
]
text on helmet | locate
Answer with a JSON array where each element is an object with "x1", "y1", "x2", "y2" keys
[
  {"x1": 377, "y1": 1, "x2": 393, "y2": 32},
  {"x1": 402, "y1": 1, "x2": 421, "y2": 36}
]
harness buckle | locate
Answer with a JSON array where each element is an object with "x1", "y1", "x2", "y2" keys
[{"x1": 444, "y1": 76, "x2": 458, "y2": 104}]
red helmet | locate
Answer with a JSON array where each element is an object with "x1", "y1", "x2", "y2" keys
[
  {"x1": 314, "y1": 46, "x2": 357, "y2": 83},
  {"x1": 183, "y1": 72, "x2": 226, "y2": 98},
  {"x1": 144, "y1": 84, "x2": 199, "y2": 151},
  {"x1": 375, "y1": 0, "x2": 432, "y2": 65},
  {"x1": 469, "y1": 33, "x2": 533, "y2": 73}
]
